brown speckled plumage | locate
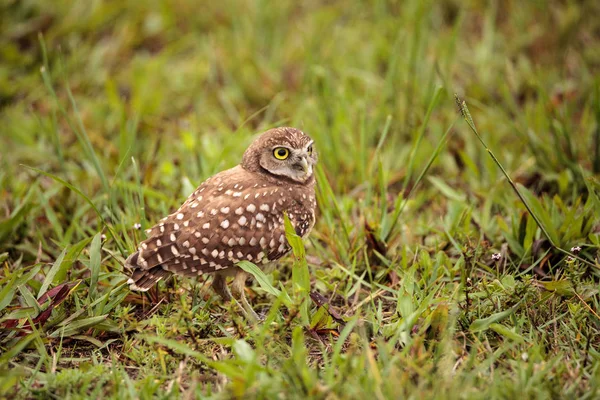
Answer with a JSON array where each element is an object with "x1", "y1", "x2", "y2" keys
[{"x1": 126, "y1": 127, "x2": 317, "y2": 316}]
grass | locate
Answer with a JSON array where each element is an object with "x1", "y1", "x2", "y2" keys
[{"x1": 1, "y1": 0, "x2": 600, "y2": 398}]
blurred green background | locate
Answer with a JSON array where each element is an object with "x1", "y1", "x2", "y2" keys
[{"x1": 1, "y1": 0, "x2": 600, "y2": 398}]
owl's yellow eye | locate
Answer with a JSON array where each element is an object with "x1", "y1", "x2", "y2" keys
[
  {"x1": 307, "y1": 145, "x2": 313, "y2": 155},
  {"x1": 273, "y1": 147, "x2": 289, "y2": 160}
]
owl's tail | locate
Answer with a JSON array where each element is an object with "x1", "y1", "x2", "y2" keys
[{"x1": 125, "y1": 252, "x2": 170, "y2": 291}]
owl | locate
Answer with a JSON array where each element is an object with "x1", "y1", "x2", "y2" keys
[{"x1": 126, "y1": 127, "x2": 318, "y2": 319}]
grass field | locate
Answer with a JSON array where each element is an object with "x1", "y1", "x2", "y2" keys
[{"x1": 1, "y1": 0, "x2": 600, "y2": 398}]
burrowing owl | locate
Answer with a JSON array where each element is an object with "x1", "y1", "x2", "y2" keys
[{"x1": 126, "y1": 127, "x2": 317, "y2": 318}]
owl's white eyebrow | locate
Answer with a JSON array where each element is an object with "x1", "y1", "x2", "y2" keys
[{"x1": 305, "y1": 140, "x2": 314, "y2": 149}]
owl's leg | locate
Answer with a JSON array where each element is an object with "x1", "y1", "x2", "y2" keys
[
  {"x1": 231, "y1": 270, "x2": 259, "y2": 322},
  {"x1": 212, "y1": 272, "x2": 232, "y2": 302}
]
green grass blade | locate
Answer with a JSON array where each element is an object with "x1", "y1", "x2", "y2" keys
[
  {"x1": 455, "y1": 95, "x2": 592, "y2": 266},
  {"x1": 238, "y1": 260, "x2": 284, "y2": 299},
  {"x1": 37, "y1": 247, "x2": 68, "y2": 300},
  {"x1": 39, "y1": 36, "x2": 109, "y2": 193},
  {"x1": 49, "y1": 315, "x2": 108, "y2": 338},
  {"x1": 21, "y1": 165, "x2": 125, "y2": 256},
  {"x1": 89, "y1": 233, "x2": 102, "y2": 298}
]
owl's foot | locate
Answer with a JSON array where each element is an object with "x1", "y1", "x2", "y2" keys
[
  {"x1": 212, "y1": 272, "x2": 260, "y2": 322},
  {"x1": 231, "y1": 271, "x2": 260, "y2": 322}
]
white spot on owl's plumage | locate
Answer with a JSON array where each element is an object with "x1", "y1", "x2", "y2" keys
[
  {"x1": 211, "y1": 249, "x2": 219, "y2": 258},
  {"x1": 203, "y1": 223, "x2": 210, "y2": 229},
  {"x1": 221, "y1": 207, "x2": 230, "y2": 214},
  {"x1": 238, "y1": 215, "x2": 247, "y2": 226},
  {"x1": 247, "y1": 204, "x2": 256, "y2": 213},
  {"x1": 177, "y1": 213, "x2": 184, "y2": 220},
  {"x1": 221, "y1": 220, "x2": 230, "y2": 229}
]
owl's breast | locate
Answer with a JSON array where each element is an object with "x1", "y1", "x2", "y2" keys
[{"x1": 285, "y1": 185, "x2": 316, "y2": 238}]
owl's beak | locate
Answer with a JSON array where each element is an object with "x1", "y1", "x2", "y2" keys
[{"x1": 298, "y1": 157, "x2": 309, "y2": 174}]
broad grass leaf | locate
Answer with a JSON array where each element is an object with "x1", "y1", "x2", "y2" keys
[
  {"x1": 469, "y1": 302, "x2": 521, "y2": 333},
  {"x1": 18, "y1": 286, "x2": 39, "y2": 314},
  {"x1": 489, "y1": 323, "x2": 526, "y2": 342},
  {"x1": 0, "y1": 274, "x2": 18, "y2": 312},
  {"x1": 140, "y1": 335, "x2": 244, "y2": 379},
  {"x1": 0, "y1": 333, "x2": 37, "y2": 364},
  {"x1": 540, "y1": 280, "x2": 574, "y2": 296},
  {"x1": 38, "y1": 247, "x2": 67, "y2": 299},
  {"x1": 49, "y1": 315, "x2": 108, "y2": 338},
  {"x1": 516, "y1": 184, "x2": 559, "y2": 245},
  {"x1": 89, "y1": 232, "x2": 102, "y2": 297},
  {"x1": 233, "y1": 339, "x2": 255, "y2": 363},
  {"x1": 237, "y1": 261, "x2": 282, "y2": 298},
  {"x1": 428, "y1": 176, "x2": 466, "y2": 202},
  {"x1": 284, "y1": 213, "x2": 310, "y2": 323}
]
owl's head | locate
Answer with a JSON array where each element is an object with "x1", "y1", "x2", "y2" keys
[{"x1": 241, "y1": 127, "x2": 318, "y2": 183}]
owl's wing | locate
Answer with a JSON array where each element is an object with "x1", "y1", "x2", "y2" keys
[{"x1": 126, "y1": 166, "x2": 292, "y2": 289}]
